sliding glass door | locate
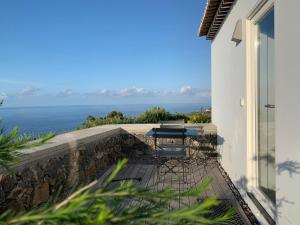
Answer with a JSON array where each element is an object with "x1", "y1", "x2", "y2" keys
[{"x1": 257, "y1": 8, "x2": 275, "y2": 203}]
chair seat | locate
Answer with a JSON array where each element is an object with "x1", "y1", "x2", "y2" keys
[{"x1": 155, "y1": 150, "x2": 186, "y2": 158}]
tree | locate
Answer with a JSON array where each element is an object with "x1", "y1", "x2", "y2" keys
[{"x1": 107, "y1": 111, "x2": 124, "y2": 120}]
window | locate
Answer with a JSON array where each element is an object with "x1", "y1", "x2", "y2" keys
[{"x1": 256, "y1": 8, "x2": 275, "y2": 203}]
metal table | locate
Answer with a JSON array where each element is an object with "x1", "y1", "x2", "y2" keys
[
  {"x1": 145, "y1": 128, "x2": 199, "y2": 139},
  {"x1": 145, "y1": 127, "x2": 201, "y2": 178}
]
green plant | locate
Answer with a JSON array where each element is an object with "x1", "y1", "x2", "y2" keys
[
  {"x1": 136, "y1": 107, "x2": 173, "y2": 123},
  {"x1": 79, "y1": 114, "x2": 135, "y2": 129},
  {"x1": 0, "y1": 159, "x2": 234, "y2": 225},
  {"x1": 0, "y1": 127, "x2": 55, "y2": 172},
  {"x1": 79, "y1": 108, "x2": 212, "y2": 130},
  {"x1": 187, "y1": 112, "x2": 211, "y2": 123},
  {"x1": 107, "y1": 111, "x2": 124, "y2": 120},
  {"x1": 172, "y1": 112, "x2": 188, "y2": 122}
]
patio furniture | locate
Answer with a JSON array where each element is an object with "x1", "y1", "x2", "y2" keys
[
  {"x1": 160, "y1": 119, "x2": 185, "y2": 126},
  {"x1": 146, "y1": 127, "x2": 200, "y2": 182},
  {"x1": 159, "y1": 120, "x2": 185, "y2": 129},
  {"x1": 153, "y1": 128, "x2": 187, "y2": 182}
]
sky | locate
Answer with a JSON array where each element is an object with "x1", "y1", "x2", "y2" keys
[{"x1": 0, "y1": 0, "x2": 211, "y2": 107}]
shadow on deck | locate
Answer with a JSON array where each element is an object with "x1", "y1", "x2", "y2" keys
[{"x1": 103, "y1": 154, "x2": 255, "y2": 225}]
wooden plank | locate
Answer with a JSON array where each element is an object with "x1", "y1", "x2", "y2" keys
[
  {"x1": 95, "y1": 164, "x2": 116, "y2": 188},
  {"x1": 139, "y1": 164, "x2": 154, "y2": 187},
  {"x1": 95, "y1": 155, "x2": 255, "y2": 225}
]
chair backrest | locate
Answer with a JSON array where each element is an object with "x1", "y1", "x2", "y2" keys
[
  {"x1": 160, "y1": 124, "x2": 184, "y2": 129},
  {"x1": 152, "y1": 127, "x2": 186, "y2": 139}
]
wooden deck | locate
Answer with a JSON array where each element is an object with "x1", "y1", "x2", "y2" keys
[{"x1": 104, "y1": 156, "x2": 253, "y2": 225}]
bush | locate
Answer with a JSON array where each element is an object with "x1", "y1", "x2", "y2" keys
[
  {"x1": 79, "y1": 107, "x2": 211, "y2": 129},
  {"x1": 107, "y1": 111, "x2": 124, "y2": 120},
  {"x1": 172, "y1": 112, "x2": 188, "y2": 122},
  {"x1": 187, "y1": 112, "x2": 211, "y2": 123},
  {"x1": 135, "y1": 107, "x2": 173, "y2": 123},
  {"x1": 80, "y1": 112, "x2": 135, "y2": 129}
]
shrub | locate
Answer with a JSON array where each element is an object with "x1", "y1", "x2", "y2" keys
[
  {"x1": 187, "y1": 112, "x2": 211, "y2": 123},
  {"x1": 172, "y1": 112, "x2": 188, "y2": 122},
  {"x1": 79, "y1": 107, "x2": 212, "y2": 129},
  {"x1": 107, "y1": 111, "x2": 124, "y2": 120},
  {"x1": 135, "y1": 107, "x2": 173, "y2": 123},
  {"x1": 80, "y1": 112, "x2": 135, "y2": 129}
]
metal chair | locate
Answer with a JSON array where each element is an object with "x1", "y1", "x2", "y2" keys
[
  {"x1": 152, "y1": 128, "x2": 189, "y2": 181},
  {"x1": 160, "y1": 120, "x2": 185, "y2": 129}
]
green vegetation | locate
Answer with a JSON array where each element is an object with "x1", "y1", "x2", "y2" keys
[
  {"x1": 79, "y1": 107, "x2": 211, "y2": 129},
  {"x1": 187, "y1": 111, "x2": 211, "y2": 123},
  {"x1": 135, "y1": 107, "x2": 173, "y2": 123},
  {"x1": 0, "y1": 128, "x2": 55, "y2": 173}
]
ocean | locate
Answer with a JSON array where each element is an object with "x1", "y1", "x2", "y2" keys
[{"x1": 0, "y1": 103, "x2": 209, "y2": 135}]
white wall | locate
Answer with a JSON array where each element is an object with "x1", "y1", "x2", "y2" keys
[
  {"x1": 212, "y1": 0, "x2": 258, "y2": 183},
  {"x1": 212, "y1": 0, "x2": 300, "y2": 225},
  {"x1": 211, "y1": 0, "x2": 300, "y2": 224},
  {"x1": 275, "y1": 1, "x2": 300, "y2": 224}
]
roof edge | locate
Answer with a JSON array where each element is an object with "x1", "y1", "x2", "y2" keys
[{"x1": 198, "y1": 0, "x2": 236, "y2": 40}]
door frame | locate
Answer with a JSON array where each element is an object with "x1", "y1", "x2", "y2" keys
[{"x1": 245, "y1": 0, "x2": 276, "y2": 220}]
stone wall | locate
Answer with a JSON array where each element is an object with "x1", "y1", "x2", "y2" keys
[{"x1": 0, "y1": 127, "x2": 152, "y2": 212}]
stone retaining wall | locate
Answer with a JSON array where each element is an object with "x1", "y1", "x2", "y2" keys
[{"x1": 0, "y1": 127, "x2": 152, "y2": 212}]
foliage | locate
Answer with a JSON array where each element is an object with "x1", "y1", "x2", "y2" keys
[
  {"x1": 0, "y1": 127, "x2": 55, "y2": 172},
  {"x1": 0, "y1": 159, "x2": 234, "y2": 225},
  {"x1": 107, "y1": 111, "x2": 124, "y2": 120},
  {"x1": 135, "y1": 107, "x2": 173, "y2": 123},
  {"x1": 79, "y1": 115, "x2": 135, "y2": 129},
  {"x1": 172, "y1": 112, "x2": 189, "y2": 122},
  {"x1": 79, "y1": 107, "x2": 212, "y2": 129},
  {"x1": 187, "y1": 112, "x2": 211, "y2": 123}
]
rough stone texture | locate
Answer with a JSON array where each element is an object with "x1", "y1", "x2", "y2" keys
[
  {"x1": 0, "y1": 129, "x2": 153, "y2": 212},
  {"x1": 32, "y1": 182, "x2": 49, "y2": 206},
  {"x1": 0, "y1": 124, "x2": 216, "y2": 212}
]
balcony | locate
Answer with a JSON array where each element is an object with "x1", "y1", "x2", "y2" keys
[{"x1": 0, "y1": 124, "x2": 256, "y2": 224}]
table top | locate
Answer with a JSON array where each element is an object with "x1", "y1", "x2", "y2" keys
[{"x1": 145, "y1": 128, "x2": 200, "y2": 138}]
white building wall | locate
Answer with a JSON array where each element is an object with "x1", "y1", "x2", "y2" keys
[
  {"x1": 211, "y1": 0, "x2": 300, "y2": 224},
  {"x1": 275, "y1": 1, "x2": 300, "y2": 224},
  {"x1": 211, "y1": 0, "x2": 258, "y2": 184}
]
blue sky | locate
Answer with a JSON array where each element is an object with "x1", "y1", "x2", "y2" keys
[{"x1": 0, "y1": 0, "x2": 210, "y2": 107}]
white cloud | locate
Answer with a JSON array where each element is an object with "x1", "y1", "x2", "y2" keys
[
  {"x1": 178, "y1": 85, "x2": 210, "y2": 97},
  {"x1": 119, "y1": 87, "x2": 155, "y2": 97},
  {"x1": 179, "y1": 85, "x2": 194, "y2": 95},
  {"x1": 86, "y1": 86, "x2": 210, "y2": 99},
  {"x1": 17, "y1": 86, "x2": 41, "y2": 96},
  {"x1": 88, "y1": 87, "x2": 156, "y2": 97},
  {"x1": 57, "y1": 89, "x2": 74, "y2": 97},
  {"x1": 88, "y1": 89, "x2": 117, "y2": 97}
]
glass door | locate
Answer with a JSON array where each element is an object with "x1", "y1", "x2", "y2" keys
[{"x1": 257, "y1": 8, "x2": 275, "y2": 203}]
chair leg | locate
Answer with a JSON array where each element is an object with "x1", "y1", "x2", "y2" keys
[{"x1": 182, "y1": 160, "x2": 186, "y2": 184}]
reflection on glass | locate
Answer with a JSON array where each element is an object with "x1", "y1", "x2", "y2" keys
[{"x1": 257, "y1": 8, "x2": 275, "y2": 203}]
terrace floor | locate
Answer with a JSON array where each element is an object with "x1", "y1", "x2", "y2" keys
[{"x1": 102, "y1": 154, "x2": 255, "y2": 225}]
